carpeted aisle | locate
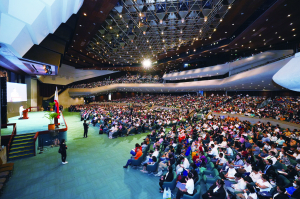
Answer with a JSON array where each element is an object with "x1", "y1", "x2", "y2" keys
[{"x1": 2, "y1": 112, "x2": 163, "y2": 199}]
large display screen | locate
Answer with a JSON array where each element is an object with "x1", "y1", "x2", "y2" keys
[{"x1": 7, "y1": 82, "x2": 27, "y2": 102}]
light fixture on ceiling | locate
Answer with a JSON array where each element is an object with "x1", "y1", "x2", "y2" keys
[
  {"x1": 83, "y1": 13, "x2": 87, "y2": 16},
  {"x1": 142, "y1": 59, "x2": 152, "y2": 68}
]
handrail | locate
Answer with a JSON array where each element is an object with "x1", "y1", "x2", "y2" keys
[
  {"x1": 1, "y1": 123, "x2": 17, "y2": 158},
  {"x1": 29, "y1": 107, "x2": 39, "y2": 112},
  {"x1": 33, "y1": 112, "x2": 68, "y2": 156},
  {"x1": 231, "y1": 54, "x2": 294, "y2": 75}
]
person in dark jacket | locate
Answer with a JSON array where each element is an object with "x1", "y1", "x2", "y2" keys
[
  {"x1": 202, "y1": 179, "x2": 226, "y2": 199},
  {"x1": 60, "y1": 139, "x2": 68, "y2": 164},
  {"x1": 159, "y1": 166, "x2": 174, "y2": 192},
  {"x1": 83, "y1": 120, "x2": 89, "y2": 138}
]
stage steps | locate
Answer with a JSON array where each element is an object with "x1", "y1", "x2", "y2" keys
[{"x1": 9, "y1": 133, "x2": 36, "y2": 160}]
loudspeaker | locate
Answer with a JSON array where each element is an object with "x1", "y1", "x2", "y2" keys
[{"x1": 0, "y1": 77, "x2": 7, "y2": 126}]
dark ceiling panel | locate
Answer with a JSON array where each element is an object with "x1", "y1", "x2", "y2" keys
[{"x1": 62, "y1": 0, "x2": 300, "y2": 73}]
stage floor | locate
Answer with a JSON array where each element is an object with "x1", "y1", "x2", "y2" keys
[{"x1": 2, "y1": 111, "x2": 66, "y2": 135}]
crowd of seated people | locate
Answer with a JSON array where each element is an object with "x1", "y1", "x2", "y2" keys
[
  {"x1": 70, "y1": 103, "x2": 195, "y2": 139},
  {"x1": 111, "y1": 95, "x2": 300, "y2": 124},
  {"x1": 69, "y1": 74, "x2": 162, "y2": 89},
  {"x1": 120, "y1": 112, "x2": 300, "y2": 199},
  {"x1": 68, "y1": 93, "x2": 300, "y2": 198}
]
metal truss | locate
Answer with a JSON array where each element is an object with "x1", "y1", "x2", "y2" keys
[{"x1": 87, "y1": 0, "x2": 235, "y2": 65}]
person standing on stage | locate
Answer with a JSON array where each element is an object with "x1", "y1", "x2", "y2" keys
[
  {"x1": 19, "y1": 105, "x2": 24, "y2": 118},
  {"x1": 60, "y1": 139, "x2": 68, "y2": 164},
  {"x1": 83, "y1": 120, "x2": 89, "y2": 138}
]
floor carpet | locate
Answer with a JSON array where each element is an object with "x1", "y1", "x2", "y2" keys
[{"x1": 2, "y1": 112, "x2": 165, "y2": 199}]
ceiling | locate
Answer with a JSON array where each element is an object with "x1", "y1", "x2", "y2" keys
[{"x1": 62, "y1": 0, "x2": 300, "y2": 72}]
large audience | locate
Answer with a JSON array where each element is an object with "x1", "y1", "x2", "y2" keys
[
  {"x1": 69, "y1": 94, "x2": 300, "y2": 199},
  {"x1": 69, "y1": 74, "x2": 162, "y2": 88}
]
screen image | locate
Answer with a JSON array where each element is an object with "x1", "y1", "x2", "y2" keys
[{"x1": 7, "y1": 82, "x2": 27, "y2": 102}]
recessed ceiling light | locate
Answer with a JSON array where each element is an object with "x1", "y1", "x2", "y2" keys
[
  {"x1": 83, "y1": 13, "x2": 87, "y2": 16},
  {"x1": 292, "y1": 29, "x2": 295, "y2": 31},
  {"x1": 288, "y1": 14, "x2": 291, "y2": 17},
  {"x1": 232, "y1": 24, "x2": 234, "y2": 25}
]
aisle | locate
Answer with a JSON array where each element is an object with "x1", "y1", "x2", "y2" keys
[{"x1": 2, "y1": 112, "x2": 162, "y2": 199}]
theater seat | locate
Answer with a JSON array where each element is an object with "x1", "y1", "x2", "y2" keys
[
  {"x1": 182, "y1": 185, "x2": 201, "y2": 199},
  {"x1": 162, "y1": 171, "x2": 177, "y2": 190}
]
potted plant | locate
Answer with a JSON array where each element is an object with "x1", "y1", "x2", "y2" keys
[
  {"x1": 44, "y1": 112, "x2": 59, "y2": 130},
  {"x1": 49, "y1": 102, "x2": 55, "y2": 111}
]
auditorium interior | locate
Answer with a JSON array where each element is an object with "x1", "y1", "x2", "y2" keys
[{"x1": 1, "y1": 0, "x2": 300, "y2": 198}]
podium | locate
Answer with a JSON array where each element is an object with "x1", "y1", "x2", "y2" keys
[{"x1": 22, "y1": 109, "x2": 29, "y2": 119}]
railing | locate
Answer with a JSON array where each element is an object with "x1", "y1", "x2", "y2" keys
[
  {"x1": 231, "y1": 54, "x2": 294, "y2": 75},
  {"x1": 29, "y1": 107, "x2": 39, "y2": 112},
  {"x1": 33, "y1": 112, "x2": 68, "y2": 156},
  {"x1": 1, "y1": 123, "x2": 17, "y2": 158}
]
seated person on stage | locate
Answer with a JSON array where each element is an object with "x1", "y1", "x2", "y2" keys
[
  {"x1": 159, "y1": 166, "x2": 174, "y2": 193},
  {"x1": 202, "y1": 179, "x2": 226, "y2": 199},
  {"x1": 123, "y1": 148, "x2": 142, "y2": 168},
  {"x1": 176, "y1": 173, "x2": 195, "y2": 199}
]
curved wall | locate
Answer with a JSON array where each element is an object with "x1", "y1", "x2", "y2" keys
[{"x1": 68, "y1": 56, "x2": 293, "y2": 97}]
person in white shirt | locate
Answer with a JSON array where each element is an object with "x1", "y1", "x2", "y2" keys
[
  {"x1": 226, "y1": 173, "x2": 246, "y2": 194},
  {"x1": 264, "y1": 151, "x2": 277, "y2": 165},
  {"x1": 216, "y1": 153, "x2": 227, "y2": 167},
  {"x1": 225, "y1": 145, "x2": 234, "y2": 157},
  {"x1": 218, "y1": 138, "x2": 228, "y2": 148},
  {"x1": 19, "y1": 105, "x2": 24, "y2": 118},
  {"x1": 224, "y1": 163, "x2": 237, "y2": 179},
  {"x1": 248, "y1": 168, "x2": 262, "y2": 183},
  {"x1": 175, "y1": 173, "x2": 195, "y2": 199},
  {"x1": 237, "y1": 184, "x2": 257, "y2": 199},
  {"x1": 208, "y1": 144, "x2": 219, "y2": 159},
  {"x1": 255, "y1": 174, "x2": 272, "y2": 192}
]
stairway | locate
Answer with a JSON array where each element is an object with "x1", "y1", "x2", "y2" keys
[{"x1": 9, "y1": 133, "x2": 36, "y2": 160}]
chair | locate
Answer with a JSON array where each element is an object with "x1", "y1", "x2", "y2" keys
[
  {"x1": 200, "y1": 162, "x2": 215, "y2": 176},
  {"x1": 131, "y1": 156, "x2": 144, "y2": 168},
  {"x1": 277, "y1": 174, "x2": 292, "y2": 188},
  {"x1": 203, "y1": 169, "x2": 219, "y2": 184},
  {"x1": 162, "y1": 171, "x2": 177, "y2": 190},
  {"x1": 182, "y1": 185, "x2": 201, "y2": 199},
  {"x1": 146, "y1": 162, "x2": 158, "y2": 173}
]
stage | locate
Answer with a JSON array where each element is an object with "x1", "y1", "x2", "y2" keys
[{"x1": 2, "y1": 111, "x2": 67, "y2": 135}]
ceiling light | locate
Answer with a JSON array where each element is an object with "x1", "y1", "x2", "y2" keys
[
  {"x1": 142, "y1": 59, "x2": 152, "y2": 68},
  {"x1": 220, "y1": 19, "x2": 223, "y2": 22},
  {"x1": 292, "y1": 29, "x2": 295, "y2": 31},
  {"x1": 294, "y1": 34, "x2": 296, "y2": 37},
  {"x1": 228, "y1": 5, "x2": 231, "y2": 9},
  {"x1": 232, "y1": 23, "x2": 234, "y2": 26},
  {"x1": 83, "y1": 13, "x2": 87, "y2": 16},
  {"x1": 204, "y1": 16, "x2": 208, "y2": 22},
  {"x1": 288, "y1": 14, "x2": 291, "y2": 17}
]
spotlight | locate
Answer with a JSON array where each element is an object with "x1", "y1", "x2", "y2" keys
[{"x1": 142, "y1": 59, "x2": 152, "y2": 68}]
